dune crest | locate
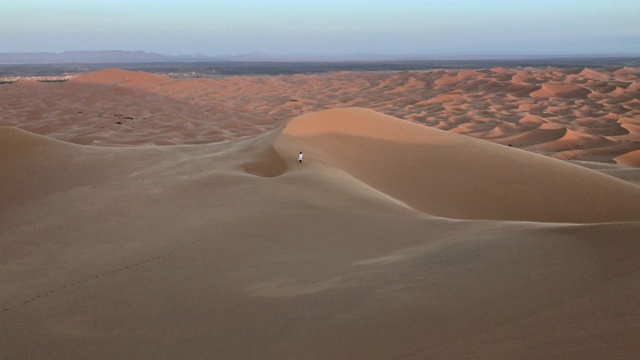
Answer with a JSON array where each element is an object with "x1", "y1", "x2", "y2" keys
[
  {"x1": 0, "y1": 126, "x2": 70, "y2": 156},
  {"x1": 530, "y1": 83, "x2": 591, "y2": 98},
  {"x1": 276, "y1": 108, "x2": 640, "y2": 223},
  {"x1": 0, "y1": 127, "x2": 111, "y2": 213},
  {"x1": 71, "y1": 68, "x2": 172, "y2": 88},
  {"x1": 616, "y1": 150, "x2": 640, "y2": 166}
]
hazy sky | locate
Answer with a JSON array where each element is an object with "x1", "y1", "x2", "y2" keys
[{"x1": 2, "y1": 0, "x2": 639, "y2": 56}]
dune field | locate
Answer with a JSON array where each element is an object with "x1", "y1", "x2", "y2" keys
[
  {"x1": 2, "y1": 67, "x2": 640, "y2": 165},
  {"x1": 1, "y1": 68, "x2": 640, "y2": 359}
]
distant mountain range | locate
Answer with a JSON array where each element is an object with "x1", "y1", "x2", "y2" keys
[
  {"x1": 0, "y1": 51, "x2": 215, "y2": 64},
  {"x1": 0, "y1": 51, "x2": 415, "y2": 64},
  {"x1": 0, "y1": 51, "x2": 438, "y2": 64}
]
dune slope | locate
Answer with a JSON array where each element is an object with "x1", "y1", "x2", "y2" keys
[{"x1": 275, "y1": 108, "x2": 640, "y2": 223}]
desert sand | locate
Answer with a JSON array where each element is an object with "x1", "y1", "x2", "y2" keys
[{"x1": 1, "y1": 68, "x2": 640, "y2": 359}]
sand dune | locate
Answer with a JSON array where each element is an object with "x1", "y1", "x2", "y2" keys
[
  {"x1": 616, "y1": 149, "x2": 640, "y2": 166},
  {"x1": 2, "y1": 66, "x2": 639, "y2": 163},
  {"x1": 276, "y1": 108, "x2": 640, "y2": 222},
  {"x1": 530, "y1": 83, "x2": 592, "y2": 98},
  {"x1": 71, "y1": 67, "x2": 171, "y2": 88},
  {"x1": 2, "y1": 68, "x2": 640, "y2": 359}
]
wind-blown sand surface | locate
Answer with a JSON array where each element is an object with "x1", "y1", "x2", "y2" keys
[{"x1": 2, "y1": 69, "x2": 640, "y2": 359}]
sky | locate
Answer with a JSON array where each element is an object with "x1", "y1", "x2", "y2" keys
[{"x1": 2, "y1": 0, "x2": 639, "y2": 57}]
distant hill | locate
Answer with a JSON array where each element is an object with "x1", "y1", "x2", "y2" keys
[{"x1": 0, "y1": 51, "x2": 211, "y2": 64}]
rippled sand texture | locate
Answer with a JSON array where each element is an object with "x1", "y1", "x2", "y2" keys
[{"x1": 1, "y1": 67, "x2": 639, "y2": 165}]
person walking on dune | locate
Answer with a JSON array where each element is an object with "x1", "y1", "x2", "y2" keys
[{"x1": 298, "y1": 151, "x2": 303, "y2": 164}]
